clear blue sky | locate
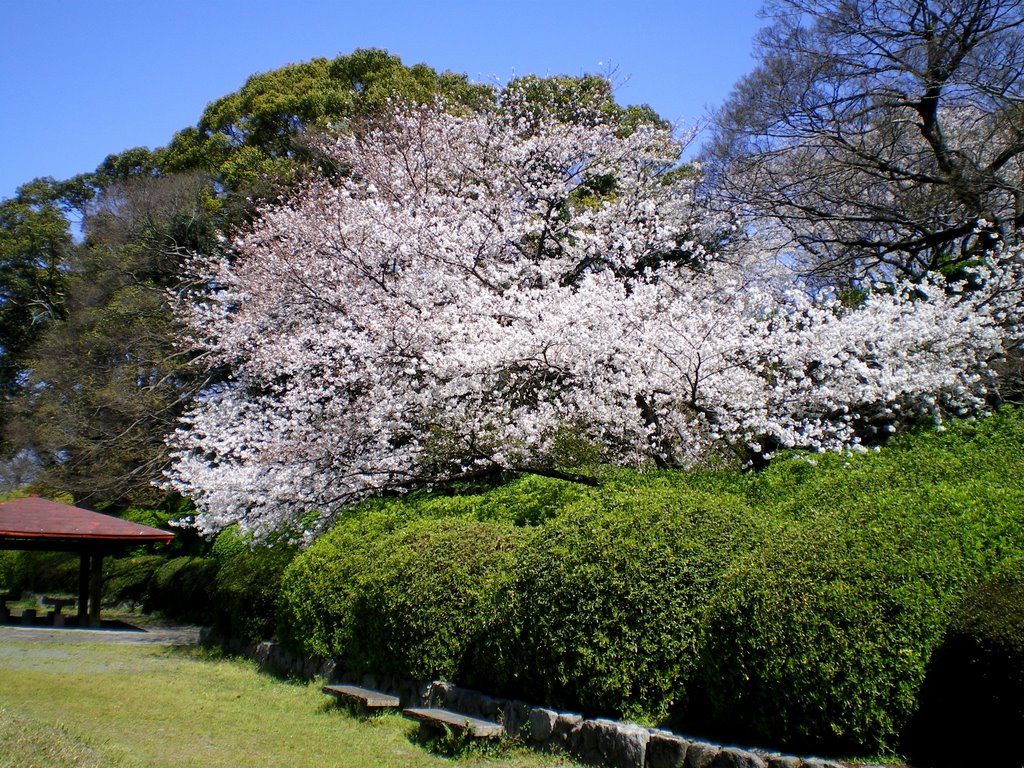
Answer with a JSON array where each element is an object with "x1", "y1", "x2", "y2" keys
[{"x1": 1, "y1": 0, "x2": 765, "y2": 202}]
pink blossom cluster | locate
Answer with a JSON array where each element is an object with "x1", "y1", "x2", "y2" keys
[{"x1": 164, "y1": 103, "x2": 1022, "y2": 538}]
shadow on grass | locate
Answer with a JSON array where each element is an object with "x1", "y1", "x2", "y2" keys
[{"x1": 406, "y1": 722, "x2": 540, "y2": 762}]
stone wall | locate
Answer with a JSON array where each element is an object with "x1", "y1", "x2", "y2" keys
[
  {"x1": 425, "y1": 681, "x2": 867, "y2": 768},
  {"x1": 214, "y1": 634, "x2": 886, "y2": 768}
]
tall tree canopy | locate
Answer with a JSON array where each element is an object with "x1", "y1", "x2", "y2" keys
[
  {"x1": 6, "y1": 172, "x2": 220, "y2": 507},
  {"x1": 707, "y1": 0, "x2": 1024, "y2": 282},
  {"x1": 1, "y1": 50, "x2": 664, "y2": 509},
  {"x1": 161, "y1": 48, "x2": 496, "y2": 212},
  {"x1": 0, "y1": 186, "x2": 76, "y2": 438},
  {"x1": 165, "y1": 99, "x2": 1021, "y2": 539}
]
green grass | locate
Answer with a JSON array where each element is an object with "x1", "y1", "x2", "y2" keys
[
  {"x1": 0, "y1": 707, "x2": 104, "y2": 768},
  {"x1": 0, "y1": 640, "x2": 577, "y2": 768}
]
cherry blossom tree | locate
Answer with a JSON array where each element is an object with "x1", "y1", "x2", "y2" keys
[{"x1": 164, "y1": 101, "x2": 1022, "y2": 538}]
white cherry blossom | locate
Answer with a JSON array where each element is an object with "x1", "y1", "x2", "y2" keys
[{"x1": 164, "y1": 102, "x2": 1022, "y2": 538}]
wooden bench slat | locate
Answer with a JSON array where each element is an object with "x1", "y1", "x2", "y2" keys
[
  {"x1": 322, "y1": 684, "x2": 400, "y2": 709},
  {"x1": 403, "y1": 707, "x2": 504, "y2": 738}
]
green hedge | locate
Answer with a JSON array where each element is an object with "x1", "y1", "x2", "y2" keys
[
  {"x1": 145, "y1": 556, "x2": 219, "y2": 623},
  {"x1": 347, "y1": 517, "x2": 524, "y2": 680},
  {"x1": 699, "y1": 533, "x2": 952, "y2": 754},
  {"x1": 102, "y1": 555, "x2": 166, "y2": 606},
  {"x1": 278, "y1": 508, "x2": 411, "y2": 659},
  {"x1": 279, "y1": 513, "x2": 523, "y2": 681},
  {"x1": 0, "y1": 551, "x2": 78, "y2": 596},
  {"x1": 212, "y1": 539, "x2": 297, "y2": 645},
  {"x1": 263, "y1": 409, "x2": 1024, "y2": 756},
  {"x1": 905, "y1": 558, "x2": 1024, "y2": 768},
  {"x1": 482, "y1": 479, "x2": 772, "y2": 722},
  {"x1": 696, "y1": 409, "x2": 1024, "y2": 754}
]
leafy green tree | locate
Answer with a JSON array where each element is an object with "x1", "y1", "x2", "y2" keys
[
  {"x1": 161, "y1": 48, "x2": 496, "y2": 213},
  {"x1": 500, "y1": 73, "x2": 666, "y2": 131},
  {"x1": 0, "y1": 188, "x2": 77, "y2": 440},
  {"x1": 7, "y1": 173, "x2": 219, "y2": 508}
]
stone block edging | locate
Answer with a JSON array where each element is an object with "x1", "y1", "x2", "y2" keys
[
  {"x1": 212, "y1": 634, "x2": 856, "y2": 768},
  {"x1": 425, "y1": 680, "x2": 848, "y2": 768}
]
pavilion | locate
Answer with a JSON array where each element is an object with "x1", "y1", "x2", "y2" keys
[{"x1": 0, "y1": 495, "x2": 173, "y2": 626}]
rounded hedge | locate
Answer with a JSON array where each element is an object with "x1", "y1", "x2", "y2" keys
[
  {"x1": 270, "y1": 408, "x2": 1024, "y2": 758},
  {"x1": 905, "y1": 558, "x2": 1024, "y2": 768},
  {"x1": 694, "y1": 410, "x2": 1024, "y2": 755},
  {"x1": 0, "y1": 551, "x2": 78, "y2": 596},
  {"x1": 481, "y1": 479, "x2": 770, "y2": 723},
  {"x1": 277, "y1": 508, "x2": 411, "y2": 659},
  {"x1": 696, "y1": 487, "x2": 1022, "y2": 755},
  {"x1": 347, "y1": 517, "x2": 524, "y2": 680},
  {"x1": 699, "y1": 545, "x2": 945, "y2": 754},
  {"x1": 102, "y1": 555, "x2": 166, "y2": 607},
  {"x1": 212, "y1": 543, "x2": 297, "y2": 645},
  {"x1": 146, "y1": 556, "x2": 219, "y2": 623},
  {"x1": 278, "y1": 513, "x2": 523, "y2": 681}
]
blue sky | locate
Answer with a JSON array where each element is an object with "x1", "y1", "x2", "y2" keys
[{"x1": 1, "y1": 0, "x2": 765, "y2": 202}]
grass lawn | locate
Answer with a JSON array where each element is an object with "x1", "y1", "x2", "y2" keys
[{"x1": 0, "y1": 639, "x2": 577, "y2": 768}]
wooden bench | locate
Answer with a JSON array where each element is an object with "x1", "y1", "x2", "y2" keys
[
  {"x1": 322, "y1": 684, "x2": 400, "y2": 715},
  {"x1": 403, "y1": 707, "x2": 505, "y2": 740}
]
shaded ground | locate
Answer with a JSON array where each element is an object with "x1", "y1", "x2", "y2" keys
[{"x1": 0, "y1": 620, "x2": 200, "y2": 645}]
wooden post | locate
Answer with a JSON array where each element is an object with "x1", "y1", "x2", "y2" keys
[
  {"x1": 89, "y1": 551, "x2": 103, "y2": 627},
  {"x1": 78, "y1": 552, "x2": 90, "y2": 624}
]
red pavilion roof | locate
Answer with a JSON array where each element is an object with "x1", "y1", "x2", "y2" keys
[{"x1": 0, "y1": 496, "x2": 173, "y2": 543}]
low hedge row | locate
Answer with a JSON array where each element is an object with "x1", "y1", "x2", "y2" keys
[
  {"x1": 7, "y1": 410, "x2": 1023, "y2": 757},
  {"x1": 0, "y1": 531, "x2": 296, "y2": 640},
  {"x1": 278, "y1": 512, "x2": 522, "y2": 680},
  {"x1": 141, "y1": 532, "x2": 297, "y2": 637},
  {"x1": 276, "y1": 407, "x2": 1024, "y2": 757},
  {"x1": 0, "y1": 550, "x2": 79, "y2": 596},
  {"x1": 697, "y1": 409, "x2": 1024, "y2": 754},
  {"x1": 477, "y1": 480, "x2": 774, "y2": 722}
]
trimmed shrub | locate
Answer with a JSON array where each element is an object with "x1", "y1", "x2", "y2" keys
[
  {"x1": 102, "y1": 555, "x2": 165, "y2": 607},
  {"x1": 696, "y1": 409, "x2": 1024, "y2": 755},
  {"x1": 699, "y1": 539, "x2": 951, "y2": 754},
  {"x1": 482, "y1": 478, "x2": 771, "y2": 723},
  {"x1": 145, "y1": 556, "x2": 219, "y2": 623},
  {"x1": 347, "y1": 517, "x2": 524, "y2": 680},
  {"x1": 277, "y1": 508, "x2": 411, "y2": 659},
  {"x1": 276, "y1": 408, "x2": 1024, "y2": 757},
  {"x1": 279, "y1": 512, "x2": 523, "y2": 681},
  {"x1": 905, "y1": 559, "x2": 1024, "y2": 768},
  {"x1": 212, "y1": 543, "x2": 297, "y2": 645},
  {"x1": 210, "y1": 525, "x2": 249, "y2": 562},
  {"x1": 402, "y1": 473, "x2": 593, "y2": 526},
  {"x1": 0, "y1": 551, "x2": 78, "y2": 596},
  {"x1": 276, "y1": 475, "x2": 583, "y2": 662}
]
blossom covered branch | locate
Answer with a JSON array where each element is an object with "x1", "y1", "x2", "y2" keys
[{"x1": 164, "y1": 102, "x2": 1022, "y2": 538}]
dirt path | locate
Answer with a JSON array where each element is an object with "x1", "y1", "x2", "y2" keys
[{"x1": 0, "y1": 623, "x2": 201, "y2": 645}]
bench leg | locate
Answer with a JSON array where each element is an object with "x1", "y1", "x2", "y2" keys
[{"x1": 417, "y1": 721, "x2": 458, "y2": 742}]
